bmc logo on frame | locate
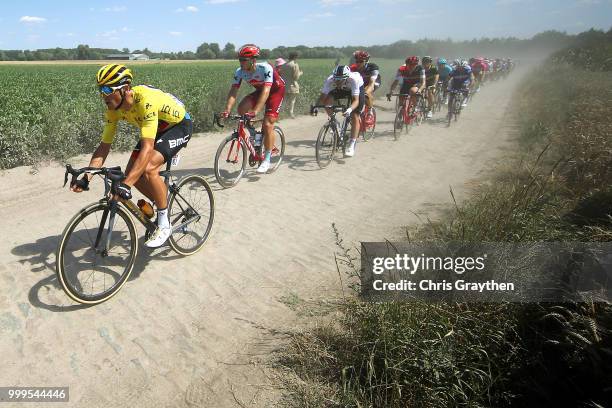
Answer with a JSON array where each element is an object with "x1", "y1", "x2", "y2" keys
[{"x1": 169, "y1": 136, "x2": 189, "y2": 149}]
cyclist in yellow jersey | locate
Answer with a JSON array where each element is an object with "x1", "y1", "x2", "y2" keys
[{"x1": 70, "y1": 64, "x2": 193, "y2": 248}]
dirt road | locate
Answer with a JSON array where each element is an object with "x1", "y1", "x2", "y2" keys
[{"x1": 0, "y1": 69, "x2": 523, "y2": 407}]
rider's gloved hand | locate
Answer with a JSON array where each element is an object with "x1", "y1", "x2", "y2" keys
[
  {"x1": 114, "y1": 183, "x2": 132, "y2": 200},
  {"x1": 343, "y1": 107, "x2": 353, "y2": 117},
  {"x1": 244, "y1": 111, "x2": 256, "y2": 120},
  {"x1": 310, "y1": 105, "x2": 318, "y2": 116},
  {"x1": 70, "y1": 176, "x2": 89, "y2": 192},
  {"x1": 219, "y1": 111, "x2": 229, "y2": 119}
]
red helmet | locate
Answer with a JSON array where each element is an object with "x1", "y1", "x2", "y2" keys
[
  {"x1": 405, "y1": 55, "x2": 419, "y2": 65},
  {"x1": 353, "y1": 50, "x2": 370, "y2": 63},
  {"x1": 238, "y1": 44, "x2": 260, "y2": 59}
]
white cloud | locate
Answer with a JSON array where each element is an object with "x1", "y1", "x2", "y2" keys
[
  {"x1": 121, "y1": 27, "x2": 131, "y2": 32},
  {"x1": 186, "y1": 5, "x2": 199, "y2": 11},
  {"x1": 319, "y1": 0, "x2": 357, "y2": 5},
  {"x1": 169, "y1": 31, "x2": 183, "y2": 36},
  {"x1": 104, "y1": 6, "x2": 127, "y2": 12},
  {"x1": 263, "y1": 25, "x2": 282, "y2": 30},
  {"x1": 206, "y1": 0, "x2": 241, "y2": 3},
  {"x1": 19, "y1": 16, "x2": 47, "y2": 23}
]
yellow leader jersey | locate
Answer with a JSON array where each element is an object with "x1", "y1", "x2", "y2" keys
[{"x1": 101, "y1": 85, "x2": 187, "y2": 144}]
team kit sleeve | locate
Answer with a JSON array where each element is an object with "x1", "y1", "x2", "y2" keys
[
  {"x1": 263, "y1": 63, "x2": 274, "y2": 87},
  {"x1": 100, "y1": 111, "x2": 118, "y2": 144},
  {"x1": 321, "y1": 76, "x2": 333, "y2": 94},
  {"x1": 231, "y1": 68, "x2": 243, "y2": 88}
]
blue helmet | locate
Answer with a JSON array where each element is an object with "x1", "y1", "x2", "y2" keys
[{"x1": 437, "y1": 58, "x2": 447, "y2": 65}]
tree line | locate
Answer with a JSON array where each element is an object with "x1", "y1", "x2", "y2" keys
[{"x1": 0, "y1": 29, "x2": 606, "y2": 61}]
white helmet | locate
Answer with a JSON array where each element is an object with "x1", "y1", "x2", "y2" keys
[{"x1": 332, "y1": 65, "x2": 351, "y2": 80}]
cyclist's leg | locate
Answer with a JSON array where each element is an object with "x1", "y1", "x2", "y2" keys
[
  {"x1": 126, "y1": 145, "x2": 156, "y2": 203},
  {"x1": 261, "y1": 87, "x2": 284, "y2": 163},
  {"x1": 350, "y1": 86, "x2": 365, "y2": 142},
  {"x1": 237, "y1": 91, "x2": 258, "y2": 115},
  {"x1": 144, "y1": 118, "x2": 193, "y2": 210}
]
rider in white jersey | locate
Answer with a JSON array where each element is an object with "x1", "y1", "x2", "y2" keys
[{"x1": 317, "y1": 65, "x2": 365, "y2": 157}]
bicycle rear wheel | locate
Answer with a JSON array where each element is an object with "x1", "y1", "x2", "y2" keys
[
  {"x1": 214, "y1": 134, "x2": 247, "y2": 188},
  {"x1": 315, "y1": 123, "x2": 337, "y2": 168},
  {"x1": 268, "y1": 126, "x2": 285, "y2": 173},
  {"x1": 361, "y1": 107, "x2": 376, "y2": 141},
  {"x1": 168, "y1": 175, "x2": 215, "y2": 256},
  {"x1": 56, "y1": 201, "x2": 137, "y2": 304}
]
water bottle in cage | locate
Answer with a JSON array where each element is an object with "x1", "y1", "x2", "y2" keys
[{"x1": 254, "y1": 132, "x2": 263, "y2": 147}]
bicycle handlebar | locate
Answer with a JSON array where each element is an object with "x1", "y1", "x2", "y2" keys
[
  {"x1": 310, "y1": 104, "x2": 345, "y2": 116},
  {"x1": 213, "y1": 113, "x2": 256, "y2": 128},
  {"x1": 63, "y1": 164, "x2": 125, "y2": 197}
]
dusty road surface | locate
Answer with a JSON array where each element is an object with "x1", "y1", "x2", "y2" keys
[{"x1": 0, "y1": 69, "x2": 524, "y2": 407}]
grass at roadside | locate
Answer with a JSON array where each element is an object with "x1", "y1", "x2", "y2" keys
[{"x1": 275, "y1": 44, "x2": 612, "y2": 407}]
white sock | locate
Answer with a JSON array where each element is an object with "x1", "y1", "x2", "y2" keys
[
  {"x1": 350, "y1": 139, "x2": 356, "y2": 148},
  {"x1": 157, "y1": 208, "x2": 169, "y2": 229}
]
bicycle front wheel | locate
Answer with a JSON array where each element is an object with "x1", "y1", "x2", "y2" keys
[
  {"x1": 214, "y1": 134, "x2": 247, "y2": 188},
  {"x1": 268, "y1": 126, "x2": 285, "y2": 174},
  {"x1": 315, "y1": 123, "x2": 337, "y2": 168},
  {"x1": 168, "y1": 175, "x2": 215, "y2": 256},
  {"x1": 393, "y1": 109, "x2": 403, "y2": 141},
  {"x1": 56, "y1": 201, "x2": 137, "y2": 304}
]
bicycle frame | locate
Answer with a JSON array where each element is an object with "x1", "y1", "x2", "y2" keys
[{"x1": 64, "y1": 162, "x2": 202, "y2": 254}]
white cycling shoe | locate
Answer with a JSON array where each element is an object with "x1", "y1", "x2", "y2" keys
[
  {"x1": 145, "y1": 225, "x2": 172, "y2": 248},
  {"x1": 345, "y1": 144, "x2": 355, "y2": 157},
  {"x1": 257, "y1": 160, "x2": 271, "y2": 174},
  {"x1": 461, "y1": 101, "x2": 468, "y2": 108}
]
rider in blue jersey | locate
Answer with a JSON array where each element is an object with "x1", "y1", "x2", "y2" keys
[{"x1": 437, "y1": 58, "x2": 453, "y2": 104}]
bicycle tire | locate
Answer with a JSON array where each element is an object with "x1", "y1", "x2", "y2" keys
[
  {"x1": 214, "y1": 133, "x2": 247, "y2": 188},
  {"x1": 168, "y1": 175, "x2": 215, "y2": 256},
  {"x1": 268, "y1": 126, "x2": 285, "y2": 174},
  {"x1": 56, "y1": 201, "x2": 137, "y2": 304},
  {"x1": 393, "y1": 109, "x2": 403, "y2": 141},
  {"x1": 315, "y1": 123, "x2": 337, "y2": 168}
]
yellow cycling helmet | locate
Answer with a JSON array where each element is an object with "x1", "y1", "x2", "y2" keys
[{"x1": 96, "y1": 64, "x2": 133, "y2": 86}]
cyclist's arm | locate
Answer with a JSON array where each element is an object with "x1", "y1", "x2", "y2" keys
[
  {"x1": 81, "y1": 142, "x2": 111, "y2": 183},
  {"x1": 252, "y1": 85, "x2": 271, "y2": 115},
  {"x1": 348, "y1": 94, "x2": 360, "y2": 112},
  {"x1": 316, "y1": 92, "x2": 328, "y2": 106},
  {"x1": 388, "y1": 79, "x2": 399, "y2": 94},
  {"x1": 365, "y1": 79, "x2": 376, "y2": 94},
  {"x1": 433, "y1": 74, "x2": 439, "y2": 85},
  {"x1": 224, "y1": 86, "x2": 239, "y2": 113}
]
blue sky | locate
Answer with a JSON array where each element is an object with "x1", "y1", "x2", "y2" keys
[{"x1": 1, "y1": 0, "x2": 611, "y2": 52}]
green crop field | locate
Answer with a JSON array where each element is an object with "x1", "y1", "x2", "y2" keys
[{"x1": 0, "y1": 59, "x2": 401, "y2": 169}]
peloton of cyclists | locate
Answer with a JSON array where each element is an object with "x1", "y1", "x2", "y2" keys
[{"x1": 220, "y1": 44, "x2": 286, "y2": 174}]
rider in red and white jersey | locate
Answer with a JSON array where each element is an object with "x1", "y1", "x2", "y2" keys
[
  {"x1": 387, "y1": 56, "x2": 425, "y2": 109},
  {"x1": 221, "y1": 44, "x2": 285, "y2": 174}
]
